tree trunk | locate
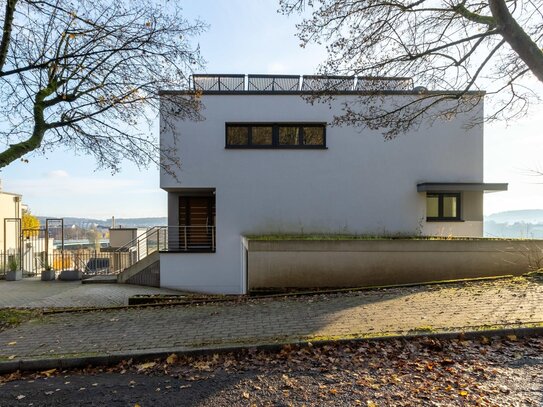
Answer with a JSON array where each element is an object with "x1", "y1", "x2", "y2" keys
[
  {"x1": 0, "y1": 84, "x2": 53, "y2": 168},
  {"x1": 489, "y1": 0, "x2": 543, "y2": 83},
  {"x1": 0, "y1": 125, "x2": 46, "y2": 168},
  {"x1": 0, "y1": 0, "x2": 18, "y2": 73}
]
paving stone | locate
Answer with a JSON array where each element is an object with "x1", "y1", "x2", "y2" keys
[
  {"x1": 0, "y1": 277, "x2": 182, "y2": 308},
  {"x1": 1, "y1": 278, "x2": 543, "y2": 361}
]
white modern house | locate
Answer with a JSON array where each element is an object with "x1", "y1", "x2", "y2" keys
[{"x1": 157, "y1": 74, "x2": 507, "y2": 294}]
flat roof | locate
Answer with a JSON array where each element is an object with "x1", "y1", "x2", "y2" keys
[
  {"x1": 0, "y1": 191, "x2": 22, "y2": 197},
  {"x1": 417, "y1": 183, "x2": 508, "y2": 192},
  {"x1": 159, "y1": 74, "x2": 485, "y2": 96}
]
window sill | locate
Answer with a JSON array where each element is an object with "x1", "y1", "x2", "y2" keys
[
  {"x1": 426, "y1": 219, "x2": 465, "y2": 222},
  {"x1": 159, "y1": 250, "x2": 216, "y2": 254},
  {"x1": 225, "y1": 146, "x2": 328, "y2": 150}
]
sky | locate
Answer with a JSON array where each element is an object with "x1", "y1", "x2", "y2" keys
[{"x1": 1, "y1": 0, "x2": 542, "y2": 219}]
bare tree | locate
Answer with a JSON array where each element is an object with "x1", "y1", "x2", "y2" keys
[
  {"x1": 0, "y1": 0, "x2": 205, "y2": 172},
  {"x1": 281, "y1": 0, "x2": 543, "y2": 137}
]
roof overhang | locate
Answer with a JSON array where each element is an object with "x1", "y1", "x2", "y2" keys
[{"x1": 417, "y1": 182, "x2": 508, "y2": 193}]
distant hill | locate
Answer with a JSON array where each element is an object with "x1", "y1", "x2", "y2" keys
[
  {"x1": 36, "y1": 216, "x2": 167, "y2": 228},
  {"x1": 485, "y1": 209, "x2": 543, "y2": 225},
  {"x1": 484, "y1": 209, "x2": 543, "y2": 239},
  {"x1": 34, "y1": 210, "x2": 543, "y2": 238}
]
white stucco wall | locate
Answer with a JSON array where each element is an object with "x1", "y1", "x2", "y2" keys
[
  {"x1": 159, "y1": 94, "x2": 484, "y2": 294},
  {"x1": 109, "y1": 228, "x2": 139, "y2": 248}
]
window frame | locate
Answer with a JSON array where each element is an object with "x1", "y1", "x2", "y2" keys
[
  {"x1": 225, "y1": 123, "x2": 327, "y2": 149},
  {"x1": 426, "y1": 192, "x2": 462, "y2": 222}
]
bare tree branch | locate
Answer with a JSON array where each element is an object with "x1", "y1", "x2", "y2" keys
[
  {"x1": 0, "y1": 0, "x2": 206, "y2": 172},
  {"x1": 281, "y1": 0, "x2": 543, "y2": 135}
]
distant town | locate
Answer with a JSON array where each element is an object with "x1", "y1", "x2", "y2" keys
[{"x1": 33, "y1": 210, "x2": 543, "y2": 242}]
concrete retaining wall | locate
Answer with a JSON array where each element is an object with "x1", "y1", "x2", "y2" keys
[{"x1": 247, "y1": 239, "x2": 543, "y2": 290}]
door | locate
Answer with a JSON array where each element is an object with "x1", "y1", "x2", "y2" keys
[{"x1": 179, "y1": 196, "x2": 215, "y2": 250}]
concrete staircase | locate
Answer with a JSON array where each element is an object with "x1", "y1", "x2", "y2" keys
[{"x1": 117, "y1": 251, "x2": 160, "y2": 287}]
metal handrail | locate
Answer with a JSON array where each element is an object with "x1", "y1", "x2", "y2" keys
[
  {"x1": 113, "y1": 225, "x2": 216, "y2": 274},
  {"x1": 113, "y1": 227, "x2": 159, "y2": 254}
]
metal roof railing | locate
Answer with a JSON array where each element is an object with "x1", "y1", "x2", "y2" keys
[
  {"x1": 190, "y1": 74, "x2": 415, "y2": 92},
  {"x1": 355, "y1": 76, "x2": 413, "y2": 91},
  {"x1": 301, "y1": 75, "x2": 355, "y2": 91},
  {"x1": 193, "y1": 74, "x2": 245, "y2": 91},
  {"x1": 248, "y1": 74, "x2": 300, "y2": 91}
]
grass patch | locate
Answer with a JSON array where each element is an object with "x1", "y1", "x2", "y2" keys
[
  {"x1": 0, "y1": 309, "x2": 40, "y2": 332},
  {"x1": 245, "y1": 234, "x2": 526, "y2": 241},
  {"x1": 410, "y1": 325, "x2": 435, "y2": 333}
]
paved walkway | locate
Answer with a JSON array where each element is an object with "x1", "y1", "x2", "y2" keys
[
  {"x1": 1, "y1": 277, "x2": 543, "y2": 363},
  {"x1": 0, "y1": 278, "x2": 182, "y2": 308}
]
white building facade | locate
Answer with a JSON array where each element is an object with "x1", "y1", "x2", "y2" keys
[{"x1": 159, "y1": 74, "x2": 506, "y2": 294}]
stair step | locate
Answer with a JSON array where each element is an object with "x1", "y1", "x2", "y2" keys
[{"x1": 81, "y1": 275, "x2": 118, "y2": 284}]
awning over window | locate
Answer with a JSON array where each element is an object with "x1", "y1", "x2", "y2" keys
[{"x1": 417, "y1": 182, "x2": 508, "y2": 193}]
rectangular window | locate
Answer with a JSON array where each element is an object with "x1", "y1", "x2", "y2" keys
[
  {"x1": 225, "y1": 123, "x2": 326, "y2": 149},
  {"x1": 226, "y1": 126, "x2": 249, "y2": 146},
  {"x1": 426, "y1": 195, "x2": 439, "y2": 218},
  {"x1": 426, "y1": 193, "x2": 461, "y2": 221},
  {"x1": 279, "y1": 126, "x2": 300, "y2": 145},
  {"x1": 302, "y1": 126, "x2": 325, "y2": 146},
  {"x1": 251, "y1": 126, "x2": 273, "y2": 145}
]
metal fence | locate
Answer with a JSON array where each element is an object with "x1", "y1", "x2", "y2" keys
[
  {"x1": 0, "y1": 248, "x2": 127, "y2": 279},
  {"x1": 0, "y1": 225, "x2": 218, "y2": 279}
]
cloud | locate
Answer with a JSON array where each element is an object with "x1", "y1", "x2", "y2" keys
[{"x1": 46, "y1": 170, "x2": 69, "y2": 178}]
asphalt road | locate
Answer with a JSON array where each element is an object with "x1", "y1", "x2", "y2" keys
[{"x1": 1, "y1": 336, "x2": 543, "y2": 406}]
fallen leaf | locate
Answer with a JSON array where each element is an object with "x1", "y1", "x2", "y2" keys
[
  {"x1": 506, "y1": 335, "x2": 517, "y2": 341},
  {"x1": 16, "y1": 395, "x2": 25, "y2": 400},
  {"x1": 459, "y1": 390, "x2": 469, "y2": 397},
  {"x1": 40, "y1": 368, "x2": 57, "y2": 377},
  {"x1": 166, "y1": 353, "x2": 178, "y2": 365},
  {"x1": 136, "y1": 361, "x2": 156, "y2": 371},
  {"x1": 7, "y1": 341, "x2": 16, "y2": 346},
  {"x1": 7, "y1": 355, "x2": 16, "y2": 360},
  {"x1": 242, "y1": 391, "x2": 250, "y2": 399}
]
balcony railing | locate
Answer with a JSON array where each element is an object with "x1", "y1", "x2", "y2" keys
[{"x1": 161, "y1": 226, "x2": 216, "y2": 252}]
